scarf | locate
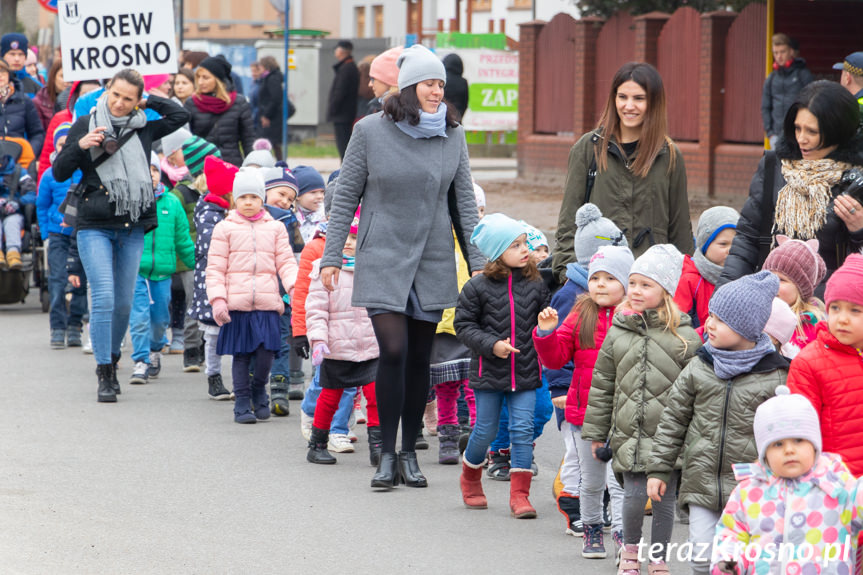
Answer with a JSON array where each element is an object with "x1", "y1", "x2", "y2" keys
[
  {"x1": 692, "y1": 249, "x2": 723, "y2": 285},
  {"x1": 89, "y1": 93, "x2": 151, "y2": 222},
  {"x1": 160, "y1": 156, "x2": 189, "y2": 185},
  {"x1": 396, "y1": 102, "x2": 449, "y2": 139},
  {"x1": 239, "y1": 209, "x2": 265, "y2": 221},
  {"x1": 154, "y1": 183, "x2": 166, "y2": 200},
  {"x1": 192, "y1": 92, "x2": 237, "y2": 115},
  {"x1": 705, "y1": 333, "x2": 776, "y2": 380},
  {"x1": 204, "y1": 192, "x2": 230, "y2": 209},
  {"x1": 773, "y1": 158, "x2": 852, "y2": 240},
  {"x1": 342, "y1": 255, "x2": 355, "y2": 270}
]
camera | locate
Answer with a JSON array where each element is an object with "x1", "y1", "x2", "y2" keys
[
  {"x1": 839, "y1": 168, "x2": 863, "y2": 204},
  {"x1": 101, "y1": 134, "x2": 120, "y2": 155}
]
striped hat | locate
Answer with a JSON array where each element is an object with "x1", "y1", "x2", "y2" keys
[{"x1": 181, "y1": 136, "x2": 221, "y2": 178}]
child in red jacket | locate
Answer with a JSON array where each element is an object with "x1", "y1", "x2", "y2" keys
[
  {"x1": 534, "y1": 245, "x2": 633, "y2": 558},
  {"x1": 674, "y1": 206, "x2": 739, "y2": 328},
  {"x1": 788, "y1": 254, "x2": 863, "y2": 476}
]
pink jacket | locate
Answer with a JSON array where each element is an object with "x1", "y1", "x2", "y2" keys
[
  {"x1": 206, "y1": 210, "x2": 299, "y2": 313},
  {"x1": 305, "y1": 260, "x2": 379, "y2": 362}
]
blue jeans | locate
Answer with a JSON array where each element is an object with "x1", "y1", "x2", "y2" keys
[
  {"x1": 489, "y1": 374, "x2": 553, "y2": 451},
  {"x1": 465, "y1": 389, "x2": 536, "y2": 469},
  {"x1": 77, "y1": 228, "x2": 145, "y2": 365},
  {"x1": 47, "y1": 233, "x2": 88, "y2": 331},
  {"x1": 130, "y1": 275, "x2": 172, "y2": 363},
  {"x1": 270, "y1": 312, "x2": 294, "y2": 377},
  {"x1": 300, "y1": 365, "x2": 356, "y2": 435}
]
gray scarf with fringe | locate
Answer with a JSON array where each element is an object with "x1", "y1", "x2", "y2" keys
[{"x1": 89, "y1": 94, "x2": 151, "y2": 222}]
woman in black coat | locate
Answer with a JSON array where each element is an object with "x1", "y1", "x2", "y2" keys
[
  {"x1": 257, "y1": 56, "x2": 284, "y2": 159},
  {"x1": 719, "y1": 81, "x2": 863, "y2": 294},
  {"x1": 185, "y1": 55, "x2": 255, "y2": 167},
  {"x1": 53, "y1": 68, "x2": 190, "y2": 403}
]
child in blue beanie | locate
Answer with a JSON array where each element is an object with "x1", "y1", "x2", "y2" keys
[{"x1": 291, "y1": 165, "x2": 327, "y2": 243}]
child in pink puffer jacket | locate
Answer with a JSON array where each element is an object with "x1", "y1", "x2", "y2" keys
[
  {"x1": 304, "y1": 207, "x2": 380, "y2": 465},
  {"x1": 206, "y1": 168, "x2": 299, "y2": 424}
]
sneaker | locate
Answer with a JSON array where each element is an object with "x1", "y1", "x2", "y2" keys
[
  {"x1": 148, "y1": 351, "x2": 162, "y2": 378},
  {"x1": 300, "y1": 411, "x2": 313, "y2": 441},
  {"x1": 328, "y1": 433, "x2": 355, "y2": 453},
  {"x1": 347, "y1": 429, "x2": 359, "y2": 443},
  {"x1": 50, "y1": 329, "x2": 66, "y2": 349},
  {"x1": 582, "y1": 524, "x2": 607, "y2": 559},
  {"x1": 183, "y1": 348, "x2": 201, "y2": 373},
  {"x1": 612, "y1": 531, "x2": 624, "y2": 566},
  {"x1": 169, "y1": 336, "x2": 184, "y2": 354},
  {"x1": 557, "y1": 493, "x2": 583, "y2": 537},
  {"x1": 416, "y1": 428, "x2": 429, "y2": 450},
  {"x1": 207, "y1": 374, "x2": 231, "y2": 400},
  {"x1": 288, "y1": 369, "x2": 305, "y2": 399},
  {"x1": 354, "y1": 407, "x2": 366, "y2": 425},
  {"x1": 66, "y1": 328, "x2": 83, "y2": 347},
  {"x1": 487, "y1": 449, "x2": 511, "y2": 481},
  {"x1": 129, "y1": 362, "x2": 149, "y2": 384}
]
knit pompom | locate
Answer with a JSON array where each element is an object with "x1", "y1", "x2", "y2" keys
[
  {"x1": 774, "y1": 385, "x2": 790, "y2": 396},
  {"x1": 576, "y1": 203, "x2": 602, "y2": 228}
]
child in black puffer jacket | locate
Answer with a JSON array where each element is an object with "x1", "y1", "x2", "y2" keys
[{"x1": 454, "y1": 213, "x2": 549, "y2": 519}]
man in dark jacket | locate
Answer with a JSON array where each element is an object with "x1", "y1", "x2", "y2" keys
[
  {"x1": 443, "y1": 53, "x2": 469, "y2": 121},
  {"x1": 327, "y1": 40, "x2": 359, "y2": 161},
  {"x1": 762, "y1": 34, "x2": 814, "y2": 148},
  {"x1": 1, "y1": 34, "x2": 42, "y2": 98}
]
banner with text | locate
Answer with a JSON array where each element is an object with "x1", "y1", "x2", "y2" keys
[
  {"x1": 437, "y1": 48, "x2": 518, "y2": 132},
  {"x1": 58, "y1": 0, "x2": 177, "y2": 81}
]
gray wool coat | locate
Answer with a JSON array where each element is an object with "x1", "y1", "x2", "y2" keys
[{"x1": 321, "y1": 113, "x2": 486, "y2": 312}]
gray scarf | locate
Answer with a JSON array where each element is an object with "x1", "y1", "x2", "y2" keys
[
  {"x1": 396, "y1": 102, "x2": 449, "y2": 139},
  {"x1": 89, "y1": 94, "x2": 151, "y2": 222},
  {"x1": 692, "y1": 248, "x2": 723, "y2": 285},
  {"x1": 705, "y1": 333, "x2": 775, "y2": 380}
]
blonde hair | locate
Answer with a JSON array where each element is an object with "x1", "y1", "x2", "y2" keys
[
  {"x1": 789, "y1": 292, "x2": 825, "y2": 340},
  {"x1": 194, "y1": 173, "x2": 234, "y2": 208},
  {"x1": 195, "y1": 68, "x2": 231, "y2": 105},
  {"x1": 617, "y1": 291, "x2": 689, "y2": 357}
]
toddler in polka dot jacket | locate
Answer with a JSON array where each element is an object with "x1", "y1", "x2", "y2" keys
[{"x1": 711, "y1": 386, "x2": 863, "y2": 575}]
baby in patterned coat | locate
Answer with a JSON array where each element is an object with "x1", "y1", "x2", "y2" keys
[{"x1": 711, "y1": 386, "x2": 863, "y2": 575}]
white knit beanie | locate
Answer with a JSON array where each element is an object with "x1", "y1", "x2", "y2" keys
[
  {"x1": 753, "y1": 385, "x2": 821, "y2": 463},
  {"x1": 233, "y1": 167, "x2": 266, "y2": 203},
  {"x1": 397, "y1": 45, "x2": 446, "y2": 92}
]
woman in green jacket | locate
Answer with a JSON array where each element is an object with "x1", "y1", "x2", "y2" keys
[
  {"x1": 553, "y1": 63, "x2": 693, "y2": 285},
  {"x1": 128, "y1": 153, "x2": 196, "y2": 385}
]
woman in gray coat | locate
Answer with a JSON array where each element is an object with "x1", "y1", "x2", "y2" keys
[{"x1": 320, "y1": 45, "x2": 486, "y2": 489}]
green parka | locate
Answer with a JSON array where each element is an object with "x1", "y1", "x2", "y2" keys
[
  {"x1": 581, "y1": 309, "x2": 701, "y2": 484},
  {"x1": 647, "y1": 346, "x2": 789, "y2": 512},
  {"x1": 552, "y1": 130, "x2": 693, "y2": 284},
  {"x1": 139, "y1": 190, "x2": 195, "y2": 281}
]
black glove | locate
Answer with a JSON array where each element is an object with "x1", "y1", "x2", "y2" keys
[{"x1": 293, "y1": 335, "x2": 310, "y2": 359}]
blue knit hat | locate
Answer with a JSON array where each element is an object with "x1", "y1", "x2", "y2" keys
[
  {"x1": 292, "y1": 165, "x2": 326, "y2": 197},
  {"x1": 53, "y1": 122, "x2": 73, "y2": 149},
  {"x1": 709, "y1": 270, "x2": 779, "y2": 341},
  {"x1": 264, "y1": 167, "x2": 299, "y2": 193},
  {"x1": 0, "y1": 34, "x2": 27, "y2": 58},
  {"x1": 471, "y1": 213, "x2": 527, "y2": 262}
]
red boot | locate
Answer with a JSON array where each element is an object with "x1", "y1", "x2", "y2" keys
[
  {"x1": 509, "y1": 469, "x2": 537, "y2": 519},
  {"x1": 460, "y1": 459, "x2": 488, "y2": 509}
]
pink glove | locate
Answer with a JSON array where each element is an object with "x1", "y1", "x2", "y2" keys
[
  {"x1": 311, "y1": 342, "x2": 330, "y2": 367},
  {"x1": 211, "y1": 299, "x2": 231, "y2": 326}
]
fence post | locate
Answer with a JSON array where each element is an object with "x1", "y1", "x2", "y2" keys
[
  {"x1": 573, "y1": 16, "x2": 604, "y2": 136},
  {"x1": 699, "y1": 11, "x2": 736, "y2": 197},
  {"x1": 634, "y1": 12, "x2": 670, "y2": 66},
  {"x1": 517, "y1": 20, "x2": 545, "y2": 178}
]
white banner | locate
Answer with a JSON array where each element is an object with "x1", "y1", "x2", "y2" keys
[
  {"x1": 437, "y1": 48, "x2": 518, "y2": 132},
  {"x1": 58, "y1": 0, "x2": 178, "y2": 82}
]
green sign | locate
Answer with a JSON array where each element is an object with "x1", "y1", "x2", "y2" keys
[
  {"x1": 436, "y1": 33, "x2": 507, "y2": 50},
  {"x1": 469, "y1": 83, "x2": 519, "y2": 112}
]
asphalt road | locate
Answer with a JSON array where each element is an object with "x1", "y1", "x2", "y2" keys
[{"x1": 0, "y1": 292, "x2": 689, "y2": 574}]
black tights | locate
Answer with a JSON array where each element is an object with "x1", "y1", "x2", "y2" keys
[{"x1": 370, "y1": 313, "x2": 436, "y2": 453}]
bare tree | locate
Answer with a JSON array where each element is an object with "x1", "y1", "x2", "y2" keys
[{"x1": 0, "y1": 0, "x2": 19, "y2": 36}]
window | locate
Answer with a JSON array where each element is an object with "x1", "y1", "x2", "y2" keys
[
  {"x1": 510, "y1": 0, "x2": 532, "y2": 8},
  {"x1": 373, "y1": 5, "x2": 384, "y2": 38},
  {"x1": 355, "y1": 6, "x2": 366, "y2": 38},
  {"x1": 472, "y1": 0, "x2": 491, "y2": 12}
]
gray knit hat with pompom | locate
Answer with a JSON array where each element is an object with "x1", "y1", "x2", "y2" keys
[{"x1": 574, "y1": 203, "x2": 628, "y2": 267}]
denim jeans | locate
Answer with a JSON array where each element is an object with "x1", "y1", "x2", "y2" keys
[
  {"x1": 300, "y1": 365, "x2": 356, "y2": 435},
  {"x1": 270, "y1": 312, "x2": 301, "y2": 378},
  {"x1": 489, "y1": 373, "x2": 553, "y2": 451},
  {"x1": 77, "y1": 228, "x2": 145, "y2": 365},
  {"x1": 464, "y1": 389, "x2": 536, "y2": 469},
  {"x1": 47, "y1": 233, "x2": 88, "y2": 331},
  {"x1": 130, "y1": 275, "x2": 172, "y2": 363}
]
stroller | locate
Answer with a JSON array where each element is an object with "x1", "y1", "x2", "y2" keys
[{"x1": 0, "y1": 138, "x2": 48, "y2": 310}]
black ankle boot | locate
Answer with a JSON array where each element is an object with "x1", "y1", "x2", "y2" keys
[
  {"x1": 307, "y1": 426, "x2": 336, "y2": 464},
  {"x1": 371, "y1": 452, "x2": 399, "y2": 489},
  {"x1": 97, "y1": 364, "x2": 117, "y2": 403},
  {"x1": 368, "y1": 426, "x2": 382, "y2": 467},
  {"x1": 111, "y1": 353, "x2": 122, "y2": 395},
  {"x1": 397, "y1": 451, "x2": 428, "y2": 488}
]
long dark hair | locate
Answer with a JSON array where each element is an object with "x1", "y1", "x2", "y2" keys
[
  {"x1": 595, "y1": 62, "x2": 675, "y2": 179},
  {"x1": 383, "y1": 83, "x2": 460, "y2": 128},
  {"x1": 782, "y1": 80, "x2": 860, "y2": 159},
  {"x1": 45, "y1": 60, "x2": 64, "y2": 103}
]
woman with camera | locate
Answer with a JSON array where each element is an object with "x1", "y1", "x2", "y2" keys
[
  {"x1": 53, "y1": 68, "x2": 190, "y2": 403},
  {"x1": 718, "y1": 80, "x2": 863, "y2": 293}
]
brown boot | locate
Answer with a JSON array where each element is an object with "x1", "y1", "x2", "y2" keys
[
  {"x1": 0, "y1": 251, "x2": 6, "y2": 271},
  {"x1": 6, "y1": 250, "x2": 22, "y2": 270},
  {"x1": 459, "y1": 459, "x2": 488, "y2": 509},
  {"x1": 509, "y1": 469, "x2": 537, "y2": 519}
]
